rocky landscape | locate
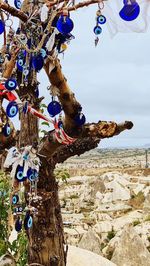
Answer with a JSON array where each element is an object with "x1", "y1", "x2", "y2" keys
[{"x1": 57, "y1": 148, "x2": 150, "y2": 266}]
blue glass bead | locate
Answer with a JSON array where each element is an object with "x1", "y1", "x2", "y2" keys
[
  {"x1": 94, "y1": 25, "x2": 102, "y2": 35},
  {"x1": 56, "y1": 15, "x2": 74, "y2": 35},
  {"x1": 15, "y1": 218, "x2": 22, "y2": 232},
  {"x1": 32, "y1": 55, "x2": 44, "y2": 72},
  {"x1": 14, "y1": 0, "x2": 22, "y2": 9},
  {"x1": 6, "y1": 102, "x2": 18, "y2": 118},
  {"x1": 2, "y1": 123, "x2": 11, "y2": 137},
  {"x1": 24, "y1": 214, "x2": 33, "y2": 230},
  {"x1": 0, "y1": 20, "x2": 5, "y2": 35},
  {"x1": 5, "y1": 78, "x2": 17, "y2": 91},
  {"x1": 97, "y1": 15, "x2": 106, "y2": 24},
  {"x1": 15, "y1": 165, "x2": 26, "y2": 182},
  {"x1": 40, "y1": 48, "x2": 47, "y2": 59},
  {"x1": 17, "y1": 59, "x2": 25, "y2": 72},
  {"x1": 12, "y1": 194, "x2": 19, "y2": 205},
  {"x1": 74, "y1": 113, "x2": 86, "y2": 126},
  {"x1": 27, "y1": 168, "x2": 37, "y2": 182},
  {"x1": 119, "y1": 1, "x2": 140, "y2": 21},
  {"x1": 47, "y1": 101, "x2": 62, "y2": 117}
]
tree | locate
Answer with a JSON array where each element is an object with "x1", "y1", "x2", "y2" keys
[{"x1": 0, "y1": 0, "x2": 133, "y2": 265}]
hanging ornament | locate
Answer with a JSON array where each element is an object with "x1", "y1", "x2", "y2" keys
[
  {"x1": 6, "y1": 102, "x2": 18, "y2": 118},
  {"x1": 97, "y1": 15, "x2": 106, "y2": 24},
  {"x1": 47, "y1": 100, "x2": 62, "y2": 117},
  {"x1": 40, "y1": 48, "x2": 48, "y2": 59},
  {"x1": 119, "y1": 0, "x2": 140, "y2": 21},
  {"x1": 0, "y1": 20, "x2": 5, "y2": 35},
  {"x1": 15, "y1": 217, "x2": 22, "y2": 232},
  {"x1": 15, "y1": 165, "x2": 27, "y2": 182},
  {"x1": 93, "y1": 25, "x2": 102, "y2": 35},
  {"x1": 24, "y1": 213, "x2": 33, "y2": 230},
  {"x1": 74, "y1": 113, "x2": 86, "y2": 126},
  {"x1": 12, "y1": 194, "x2": 19, "y2": 205},
  {"x1": 2, "y1": 123, "x2": 11, "y2": 137},
  {"x1": 17, "y1": 58, "x2": 25, "y2": 72},
  {"x1": 14, "y1": 0, "x2": 22, "y2": 9},
  {"x1": 27, "y1": 168, "x2": 38, "y2": 182},
  {"x1": 5, "y1": 78, "x2": 17, "y2": 91},
  {"x1": 32, "y1": 54, "x2": 44, "y2": 72},
  {"x1": 56, "y1": 13, "x2": 74, "y2": 35}
]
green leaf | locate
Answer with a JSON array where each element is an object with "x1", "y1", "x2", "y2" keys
[{"x1": 41, "y1": 121, "x2": 50, "y2": 127}]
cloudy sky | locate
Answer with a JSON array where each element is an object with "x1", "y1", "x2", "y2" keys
[
  {"x1": 38, "y1": 1, "x2": 150, "y2": 148},
  {"x1": 2, "y1": 0, "x2": 150, "y2": 148}
]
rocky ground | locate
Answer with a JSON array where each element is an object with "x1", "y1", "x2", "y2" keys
[{"x1": 57, "y1": 148, "x2": 150, "y2": 266}]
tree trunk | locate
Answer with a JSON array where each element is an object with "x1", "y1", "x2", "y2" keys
[{"x1": 19, "y1": 112, "x2": 66, "y2": 266}]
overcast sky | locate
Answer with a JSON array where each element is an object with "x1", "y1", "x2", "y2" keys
[{"x1": 2, "y1": 1, "x2": 150, "y2": 148}]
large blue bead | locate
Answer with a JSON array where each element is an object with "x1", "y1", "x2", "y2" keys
[
  {"x1": 0, "y1": 20, "x2": 5, "y2": 35},
  {"x1": 119, "y1": 1, "x2": 140, "y2": 21},
  {"x1": 6, "y1": 102, "x2": 18, "y2": 118},
  {"x1": 47, "y1": 101, "x2": 62, "y2": 117},
  {"x1": 32, "y1": 55, "x2": 44, "y2": 72},
  {"x1": 57, "y1": 16, "x2": 74, "y2": 35}
]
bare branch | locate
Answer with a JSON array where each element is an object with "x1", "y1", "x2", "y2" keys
[
  {"x1": 0, "y1": 1, "x2": 28, "y2": 22},
  {"x1": 68, "y1": 0, "x2": 99, "y2": 12},
  {"x1": 39, "y1": 120, "x2": 133, "y2": 161}
]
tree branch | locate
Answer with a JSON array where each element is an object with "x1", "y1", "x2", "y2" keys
[
  {"x1": 0, "y1": 1, "x2": 28, "y2": 22},
  {"x1": 39, "y1": 120, "x2": 133, "y2": 160}
]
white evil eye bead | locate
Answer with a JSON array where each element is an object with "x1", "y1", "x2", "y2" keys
[
  {"x1": 5, "y1": 78, "x2": 17, "y2": 91},
  {"x1": 2, "y1": 123, "x2": 11, "y2": 137},
  {"x1": 93, "y1": 25, "x2": 102, "y2": 35},
  {"x1": 6, "y1": 102, "x2": 18, "y2": 118},
  {"x1": 24, "y1": 214, "x2": 33, "y2": 230},
  {"x1": 97, "y1": 15, "x2": 106, "y2": 24},
  {"x1": 18, "y1": 206, "x2": 23, "y2": 212},
  {"x1": 14, "y1": 0, "x2": 22, "y2": 9},
  {"x1": 15, "y1": 218, "x2": 22, "y2": 232},
  {"x1": 12, "y1": 194, "x2": 19, "y2": 205}
]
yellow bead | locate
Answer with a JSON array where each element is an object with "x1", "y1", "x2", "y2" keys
[{"x1": 61, "y1": 44, "x2": 67, "y2": 50}]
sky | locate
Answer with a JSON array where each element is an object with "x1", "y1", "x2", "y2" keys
[{"x1": 2, "y1": 0, "x2": 150, "y2": 148}]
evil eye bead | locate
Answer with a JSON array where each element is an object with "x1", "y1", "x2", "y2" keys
[
  {"x1": 97, "y1": 15, "x2": 106, "y2": 24},
  {"x1": 15, "y1": 165, "x2": 26, "y2": 182},
  {"x1": 12, "y1": 194, "x2": 19, "y2": 205},
  {"x1": 32, "y1": 55, "x2": 44, "y2": 72},
  {"x1": 74, "y1": 113, "x2": 86, "y2": 126},
  {"x1": 5, "y1": 78, "x2": 17, "y2": 91},
  {"x1": 14, "y1": 0, "x2": 22, "y2": 9},
  {"x1": 0, "y1": 20, "x2": 5, "y2": 35},
  {"x1": 24, "y1": 214, "x2": 33, "y2": 230},
  {"x1": 119, "y1": 1, "x2": 140, "y2": 21},
  {"x1": 94, "y1": 25, "x2": 102, "y2": 35},
  {"x1": 17, "y1": 59, "x2": 25, "y2": 72},
  {"x1": 40, "y1": 48, "x2": 47, "y2": 59},
  {"x1": 47, "y1": 101, "x2": 62, "y2": 117},
  {"x1": 6, "y1": 102, "x2": 18, "y2": 118},
  {"x1": 56, "y1": 15, "x2": 74, "y2": 35},
  {"x1": 2, "y1": 123, "x2": 11, "y2": 137},
  {"x1": 15, "y1": 217, "x2": 22, "y2": 232},
  {"x1": 18, "y1": 206, "x2": 23, "y2": 212},
  {"x1": 27, "y1": 168, "x2": 35, "y2": 182}
]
